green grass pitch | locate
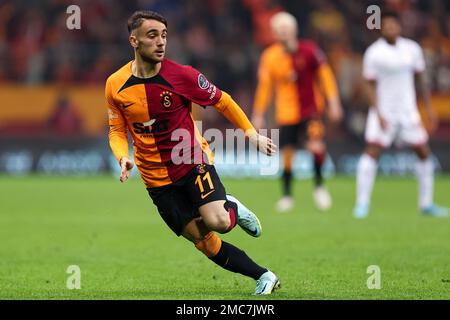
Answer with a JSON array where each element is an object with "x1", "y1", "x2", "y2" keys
[{"x1": 0, "y1": 175, "x2": 449, "y2": 300}]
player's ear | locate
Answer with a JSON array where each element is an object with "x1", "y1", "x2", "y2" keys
[{"x1": 129, "y1": 34, "x2": 138, "y2": 49}]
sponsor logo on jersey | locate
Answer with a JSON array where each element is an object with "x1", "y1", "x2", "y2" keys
[
  {"x1": 200, "y1": 190, "x2": 215, "y2": 199},
  {"x1": 209, "y1": 85, "x2": 217, "y2": 100},
  {"x1": 132, "y1": 119, "x2": 169, "y2": 134}
]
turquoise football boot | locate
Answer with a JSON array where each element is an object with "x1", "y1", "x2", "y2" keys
[
  {"x1": 255, "y1": 271, "x2": 281, "y2": 295},
  {"x1": 420, "y1": 204, "x2": 449, "y2": 218},
  {"x1": 353, "y1": 204, "x2": 369, "y2": 219},
  {"x1": 226, "y1": 194, "x2": 262, "y2": 237}
]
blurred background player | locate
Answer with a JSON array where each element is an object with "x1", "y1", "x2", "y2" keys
[
  {"x1": 353, "y1": 11, "x2": 449, "y2": 219},
  {"x1": 251, "y1": 11, "x2": 343, "y2": 212}
]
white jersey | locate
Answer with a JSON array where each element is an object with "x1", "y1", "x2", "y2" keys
[
  {"x1": 363, "y1": 37, "x2": 425, "y2": 122},
  {"x1": 362, "y1": 37, "x2": 428, "y2": 147}
]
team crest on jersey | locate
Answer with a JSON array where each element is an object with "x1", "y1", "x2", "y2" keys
[
  {"x1": 160, "y1": 91, "x2": 173, "y2": 108},
  {"x1": 198, "y1": 74, "x2": 210, "y2": 90},
  {"x1": 196, "y1": 164, "x2": 207, "y2": 174}
]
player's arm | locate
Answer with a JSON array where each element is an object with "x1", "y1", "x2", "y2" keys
[
  {"x1": 364, "y1": 79, "x2": 386, "y2": 129},
  {"x1": 251, "y1": 52, "x2": 274, "y2": 129},
  {"x1": 362, "y1": 49, "x2": 386, "y2": 130},
  {"x1": 214, "y1": 91, "x2": 277, "y2": 156},
  {"x1": 415, "y1": 71, "x2": 437, "y2": 133},
  {"x1": 105, "y1": 80, "x2": 134, "y2": 182},
  {"x1": 177, "y1": 65, "x2": 277, "y2": 156},
  {"x1": 317, "y1": 63, "x2": 343, "y2": 123},
  {"x1": 109, "y1": 122, "x2": 134, "y2": 183},
  {"x1": 413, "y1": 42, "x2": 438, "y2": 134}
]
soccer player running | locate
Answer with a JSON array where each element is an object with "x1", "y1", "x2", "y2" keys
[
  {"x1": 105, "y1": 11, "x2": 280, "y2": 295},
  {"x1": 252, "y1": 12, "x2": 343, "y2": 212},
  {"x1": 353, "y1": 11, "x2": 448, "y2": 218}
]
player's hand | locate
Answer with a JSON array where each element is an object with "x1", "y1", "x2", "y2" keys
[
  {"x1": 327, "y1": 99, "x2": 343, "y2": 124},
  {"x1": 119, "y1": 157, "x2": 134, "y2": 183},
  {"x1": 426, "y1": 108, "x2": 438, "y2": 134},
  {"x1": 251, "y1": 113, "x2": 266, "y2": 130},
  {"x1": 248, "y1": 132, "x2": 277, "y2": 156}
]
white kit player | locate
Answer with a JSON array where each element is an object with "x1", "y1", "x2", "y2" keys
[{"x1": 353, "y1": 11, "x2": 448, "y2": 218}]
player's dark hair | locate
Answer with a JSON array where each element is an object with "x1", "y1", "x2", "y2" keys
[
  {"x1": 127, "y1": 10, "x2": 167, "y2": 33},
  {"x1": 381, "y1": 10, "x2": 400, "y2": 21}
]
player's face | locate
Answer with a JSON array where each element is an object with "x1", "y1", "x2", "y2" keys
[
  {"x1": 130, "y1": 19, "x2": 167, "y2": 63},
  {"x1": 272, "y1": 23, "x2": 297, "y2": 46},
  {"x1": 381, "y1": 17, "x2": 401, "y2": 42}
]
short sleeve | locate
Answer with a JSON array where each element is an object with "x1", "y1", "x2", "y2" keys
[
  {"x1": 177, "y1": 66, "x2": 222, "y2": 107},
  {"x1": 362, "y1": 48, "x2": 378, "y2": 80}
]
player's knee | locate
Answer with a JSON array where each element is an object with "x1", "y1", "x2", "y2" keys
[
  {"x1": 214, "y1": 211, "x2": 231, "y2": 233},
  {"x1": 202, "y1": 210, "x2": 231, "y2": 233},
  {"x1": 307, "y1": 140, "x2": 325, "y2": 154},
  {"x1": 194, "y1": 232, "x2": 222, "y2": 257},
  {"x1": 417, "y1": 151, "x2": 429, "y2": 161},
  {"x1": 365, "y1": 145, "x2": 382, "y2": 160},
  {"x1": 413, "y1": 144, "x2": 430, "y2": 160}
]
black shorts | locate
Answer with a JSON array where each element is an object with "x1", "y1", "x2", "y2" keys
[
  {"x1": 279, "y1": 118, "x2": 325, "y2": 148},
  {"x1": 147, "y1": 164, "x2": 227, "y2": 236}
]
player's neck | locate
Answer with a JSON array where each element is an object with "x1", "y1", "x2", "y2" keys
[
  {"x1": 283, "y1": 38, "x2": 298, "y2": 53},
  {"x1": 132, "y1": 55, "x2": 161, "y2": 78},
  {"x1": 383, "y1": 37, "x2": 398, "y2": 45}
]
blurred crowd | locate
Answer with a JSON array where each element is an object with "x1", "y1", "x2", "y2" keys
[{"x1": 0, "y1": 0, "x2": 449, "y2": 135}]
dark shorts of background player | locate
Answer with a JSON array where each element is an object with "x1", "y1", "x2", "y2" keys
[
  {"x1": 279, "y1": 118, "x2": 325, "y2": 148},
  {"x1": 147, "y1": 164, "x2": 227, "y2": 236}
]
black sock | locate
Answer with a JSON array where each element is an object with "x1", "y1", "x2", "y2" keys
[
  {"x1": 209, "y1": 241, "x2": 267, "y2": 280},
  {"x1": 313, "y1": 152, "x2": 325, "y2": 187},
  {"x1": 282, "y1": 170, "x2": 293, "y2": 196}
]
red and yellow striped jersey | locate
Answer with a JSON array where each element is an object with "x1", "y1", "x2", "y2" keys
[
  {"x1": 106, "y1": 58, "x2": 255, "y2": 188},
  {"x1": 254, "y1": 40, "x2": 338, "y2": 125},
  {"x1": 106, "y1": 59, "x2": 221, "y2": 188}
]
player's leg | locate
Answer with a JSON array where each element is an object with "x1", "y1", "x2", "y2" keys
[
  {"x1": 196, "y1": 200, "x2": 233, "y2": 233},
  {"x1": 305, "y1": 119, "x2": 331, "y2": 211},
  {"x1": 282, "y1": 146, "x2": 295, "y2": 197},
  {"x1": 354, "y1": 143, "x2": 383, "y2": 218},
  {"x1": 277, "y1": 145, "x2": 295, "y2": 211},
  {"x1": 189, "y1": 164, "x2": 261, "y2": 237},
  {"x1": 406, "y1": 128, "x2": 448, "y2": 217},
  {"x1": 412, "y1": 143, "x2": 434, "y2": 212},
  {"x1": 353, "y1": 108, "x2": 390, "y2": 218},
  {"x1": 182, "y1": 217, "x2": 280, "y2": 295},
  {"x1": 189, "y1": 165, "x2": 280, "y2": 293},
  {"x1": 197, "y1": 199, "x2": 262, "y2": 237},
  {"x1": 147, "y1": 181, "x2": 279, "y2": 294},
  {"x1": 276, "y1": 124, "x2": 298, "y2": 212}
]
